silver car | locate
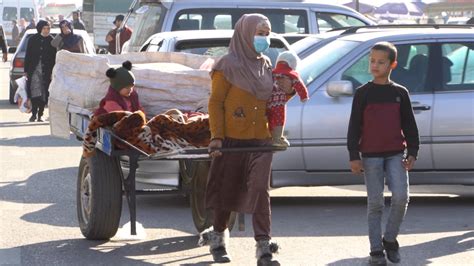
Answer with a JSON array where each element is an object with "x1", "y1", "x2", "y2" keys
[{"x1": 273, "y1": 25, "x2": 474, "y2": 187}]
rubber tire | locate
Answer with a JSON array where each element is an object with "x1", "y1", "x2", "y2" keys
[
  {"x1": 9, "y1": 83, "x2": 15, "y2": 105},
  {"x1": 184, "y1": 160, "x2": 236, "y2": 233},
  {"x1": 77, "y1": 150, "x2": 123, "y2": 240}
]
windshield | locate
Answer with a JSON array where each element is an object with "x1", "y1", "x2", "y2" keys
[
  {"x1": 127, "y1": 4, "x2": 165, "y2": 52},
  {"x1": 299, "y1": 40, "x2": 360, "y2": 86}
]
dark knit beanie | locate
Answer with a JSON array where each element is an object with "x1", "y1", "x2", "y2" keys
[{"x1": 105, "y1": 61, "x2": 135, "y2": 91}]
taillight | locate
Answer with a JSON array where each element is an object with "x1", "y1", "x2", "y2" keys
[{"x1": 13, "y1": 58, "x2": 24, "y2": 68}]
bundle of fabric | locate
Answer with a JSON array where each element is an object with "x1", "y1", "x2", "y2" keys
[{"x1": 82, "y1": 109, "x2": 211, "y2": 158}]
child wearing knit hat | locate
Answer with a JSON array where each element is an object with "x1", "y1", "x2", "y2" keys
[
  {"x1": 267, "y1": 51, "x2": 309, "y2": 146},
  {"x1": 94, "y1": 60, "x2": 144, "y2": 116}
]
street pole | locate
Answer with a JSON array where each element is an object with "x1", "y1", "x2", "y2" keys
[{"x1": 355, "y1": 0, "x2": 360, "y2": 12}]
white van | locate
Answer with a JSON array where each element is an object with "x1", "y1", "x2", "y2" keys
[
  {"x1": 0, "y1": 0, "x2": 39, "y2": 45},
  {"x1": 121, "y1": 0, "x2": 375, "y2": 53}
]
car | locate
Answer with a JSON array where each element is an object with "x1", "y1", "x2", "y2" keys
[
  {"x1": 121, "y1": 0, "x2": 375, "y2": 52},
  {"x1": 8, "y1": 28, "x2": 95, "y2": 104},
  {"x1": 120, "y1": 29, "x2": 293, "y2": 191},
  {"x1": 272, "y1": 24, "x2": 474, "y2": 187},
  {"x1": 134, "y1": 29, "x2": 290, "y2": 65}
]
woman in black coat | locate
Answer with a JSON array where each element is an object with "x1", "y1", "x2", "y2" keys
[{"x1": 24, "y1": 20, "x2": 56, "y2": 122}]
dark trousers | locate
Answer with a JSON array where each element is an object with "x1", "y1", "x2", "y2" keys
[
  {"x1": 31, "y1": 97, "x2": 46, "y2": 118},
  {"x1": 214, "y1": 209, "x2": 271, "y2": 241}
]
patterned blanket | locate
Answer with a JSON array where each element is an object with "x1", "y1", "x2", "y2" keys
[{"x1": 82, "y1": 109, "x2": 211, "y2": 158}]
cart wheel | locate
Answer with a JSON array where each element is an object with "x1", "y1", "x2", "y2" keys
[
  {"x1": 186, "y1": 160, "x2": 236, "y2": 232},
  {"x1": 77, "y1": 150, "x2": 122, "y2": 240}
]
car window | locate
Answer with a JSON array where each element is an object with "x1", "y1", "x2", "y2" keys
[
  {"x1": 441, "y1": 43, "x2": 474, "y2": 91},
  {"x1": 315, "y1": 12, "x2": 366, "y2": 32},
  {"x1": 174, "y1": 38, "x2": 288, "y2": 65},
  {"x1": 172, "y1": 8, "x2": 308, "y2": 34},
  {"x1": 342, "y1": 43, "x2": 431, "y2": 93},
  {"x1": 2, "y1": 7, "x2": 17, "y2": 20},
  {"x1": 299, "y1": 39, "x2": 360, "y2": 86},
  {"x1": 127, "y1": 4, "x2": 165, "y2": 52},
  {"x1": 20, "y1": 8, "x2": 35, "y2": 21}
]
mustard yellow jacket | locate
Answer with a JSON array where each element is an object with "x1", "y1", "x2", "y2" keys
[{"x1": 208, "y1": 70, "x2": 271, "y2": 140}]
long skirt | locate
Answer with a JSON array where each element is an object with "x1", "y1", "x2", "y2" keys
[{"x1": 205, "y1": 138, "x2": 273, "y2": 215}]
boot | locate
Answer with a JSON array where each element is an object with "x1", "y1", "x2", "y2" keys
[
  {"x1": 383, "y1": 238, "x2": 400, "y2": 263},
  {"x1": 37, "y1": 116, "x2": 44, "y2": 122},
  {"x1": 271, "y1": 126, "x2": 290, "y2": 147},
  {"x1": 256, "y1": 239, "x2": 280, "y2": 266},
  {"x1": 198, "y1": 226, "x2": 231, "y2": 263},
  {"x1": 29, "y1": 114, "x2": 36, "y2": 122}
]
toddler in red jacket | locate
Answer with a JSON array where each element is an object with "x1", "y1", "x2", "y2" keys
[{"x1": 267, "y1": 51, "x2": 309, "y2": 146}]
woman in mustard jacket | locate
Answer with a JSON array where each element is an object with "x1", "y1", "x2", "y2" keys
[{"x1": 201, "y1": 13, "x2": 291, "y2": 265}]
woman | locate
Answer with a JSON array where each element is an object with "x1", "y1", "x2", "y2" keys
[
  {"x1": 51, "y1": 20, "x2": 87, "y2": 53},
  {"x1": 202, "y1": 14, "x2": 291, "y2": 265},
  {"x1": 24, "y1": 20, "x2": 56, "y2": 122}
]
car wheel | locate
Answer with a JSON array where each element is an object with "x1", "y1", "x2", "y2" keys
[{"x1": 77, "y1": 151, "x2": 123, "y2": 240}]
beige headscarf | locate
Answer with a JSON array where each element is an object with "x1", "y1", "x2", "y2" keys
[{"x1": 212, "y1": 14, "x2": 274, "y2": 100}]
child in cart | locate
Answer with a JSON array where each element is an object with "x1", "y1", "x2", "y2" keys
[
  {"x1": 267, "y1": 51, "x2": 309, "y2": 146},
  {"x1": 94, "y1": 60, "x2": 144, "y2": 116}
]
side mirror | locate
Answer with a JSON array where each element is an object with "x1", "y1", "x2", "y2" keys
[
  {"x1": 8, "y1": 47, "x2": 16, "y2": 53},
  {"x1": 326, "y1": 80, "x2": 353, "y2": 97}
]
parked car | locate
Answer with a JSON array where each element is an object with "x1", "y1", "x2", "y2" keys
[
  {"x1": 272, "y1": 24, "x2": 474, "y2": 187},
  {"x1": 133, "y1": 29, "x2": 290, "y2": 65},
  {"x1": 8, "y1": 28, "x2": 95, "y2": 104},
  {"x1": 120, "y1": 0, "x2": 375, "y2": 53}
]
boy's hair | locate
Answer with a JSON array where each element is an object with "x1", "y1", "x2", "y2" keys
[{"x1": 371, "y1": 42, "x2": 397, "y2": 63}]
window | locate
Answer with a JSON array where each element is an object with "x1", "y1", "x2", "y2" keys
[
  {"x1": 2, "y1": 7, "x2": 17, "y2": 21},
  {"x1": 20, "y1": 8, "x2": 34, "y2": 21},
  {"x1": 127, "y1": 4, "x2": 165, "y2": 52},
  {"x1": 172, "y1": 8, "x2": 308, "y2": 34},
  {"x1": 441, "y1": 43, "x2": 474, "y2": 91},
  {"x1": 316, "y1": 12, "x2": 366, "y2": 32},
  {"x1": 341, "y1": 44, "x2": 431, "y2": 93}
]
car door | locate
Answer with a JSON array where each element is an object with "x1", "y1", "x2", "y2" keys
[
  {"x1": 432, "y1": 41, "x2": 474, "y2": 169},
  {"x1": 302, "y1": 42, "x2": 434, "y2": 171}
]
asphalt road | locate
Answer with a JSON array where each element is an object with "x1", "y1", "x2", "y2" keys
[{"x1": 0, "y1": 55, "x2": 473, "y2": 266}]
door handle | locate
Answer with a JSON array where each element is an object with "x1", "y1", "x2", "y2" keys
[{"x1": 412, "y1": 104, "x2": 431, "y2": 111}]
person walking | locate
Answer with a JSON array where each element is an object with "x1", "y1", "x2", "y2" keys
[
  {"x1": 199, "y1": 13, "x2": 291, "y2": 265},
  {"x1": 52, "y1": 20, "x2": 88, "y2": 53},
  {"x1": 0, "y1": 25, "x2": 7, "y2": 62},
  {"x1": 105, "y1": 14, "x2": 132, "y2": 54},
  {"x1": 347, "y1": 41, "x2": 419, "y2": 266},
  {"x1": 72, "y1": 11, "x2": 86, "y2": 30},
  {"x1": 11, "y1": 20, "x2": 20, "y2": 46},
  {"x1": 24, "y1": 20, "x2": 56, "y2": 122}
]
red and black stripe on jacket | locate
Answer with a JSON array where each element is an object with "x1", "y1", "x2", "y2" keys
[{"x1": 347, "y1": 81, "x2": 419, "y2": 161}]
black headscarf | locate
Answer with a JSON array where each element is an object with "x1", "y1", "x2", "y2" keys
[
  {"x1": 36, "y1": 20, "x2": 49, "y2": 33},
  {"x1": 59, "y1": 20, "x2": 81, "y2": 48}
]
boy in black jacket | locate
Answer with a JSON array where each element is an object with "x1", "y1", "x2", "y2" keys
[{"x1": 347, "y1": 42, "x2": 419, "y2": 266}]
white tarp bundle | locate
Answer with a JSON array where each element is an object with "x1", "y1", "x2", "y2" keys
[{"x1": 49, "y1": 50, "x2": 216, "y2": 138}]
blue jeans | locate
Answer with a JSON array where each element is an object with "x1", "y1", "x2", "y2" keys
[{"x1": 362, "y1": 153, "x2": 409, "y2": 252}]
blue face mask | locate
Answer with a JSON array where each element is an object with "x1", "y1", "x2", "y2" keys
[{"x1": 253, "y1": 36, "x2": 270, "y2": 53}]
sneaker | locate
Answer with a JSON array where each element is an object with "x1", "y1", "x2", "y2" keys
[
  {"x1": 383, "y1": 238, "x2": 401, "y2": 263},
  {"x1": 369, "y1": 251, "x2": 387, "y2": 266},
  {"x1": 29, "y1": 115, "x2": 36, "y2": 122},
  {"x1": 210, "y1": 246, "x2": 231, "y2": 263}
]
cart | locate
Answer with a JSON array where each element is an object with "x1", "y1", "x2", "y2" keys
[{"x1": 68, "y1": 105, "x2": 286, "y2": 240}]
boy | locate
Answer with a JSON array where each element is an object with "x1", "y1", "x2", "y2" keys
[{"x1": 347, "y1": 42, "x2": 419, "y2": 266}]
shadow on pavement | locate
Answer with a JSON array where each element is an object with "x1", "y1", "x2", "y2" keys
[
  {"x1": 327, "y1": 231, "x2": 474, "y2": 266},
  {"x1": 0, "y1": 134, "x2": 80, "y2": 147}
]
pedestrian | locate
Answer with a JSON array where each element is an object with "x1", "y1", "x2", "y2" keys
[
  {"x1": 105, "y1": 14, "x2": 132, "y2": 54},
  {"x1": 26, "y1": 19, "x2": 36, "y2": 30},
  {"x1": 72, "y1": 11, "x2": 86, "y2": 30},
  {"x1": 11, "y1": 20, "x2": 20, "y2": 46},
  {"x1": 24, "y1": 20, "x2": 56, "y2": 122},
  {"x1": 199, "y1": 13, "x2": 291, "y2": 265},
  {"x1": 19, "y1": 18, "x2": 27, "y2": 39},
  {"x1": 93, "y1": 60, "x2": 144, "y2": 116},
  {"x1": 0, "y1": 25, "x2": 7, "y2": 62},
  {"x1": 51, "y1": 20, "x2": 88, "y2": 53},
  {"x1": 347, "y1": 41, "x2": 419, "y2": 266}
]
